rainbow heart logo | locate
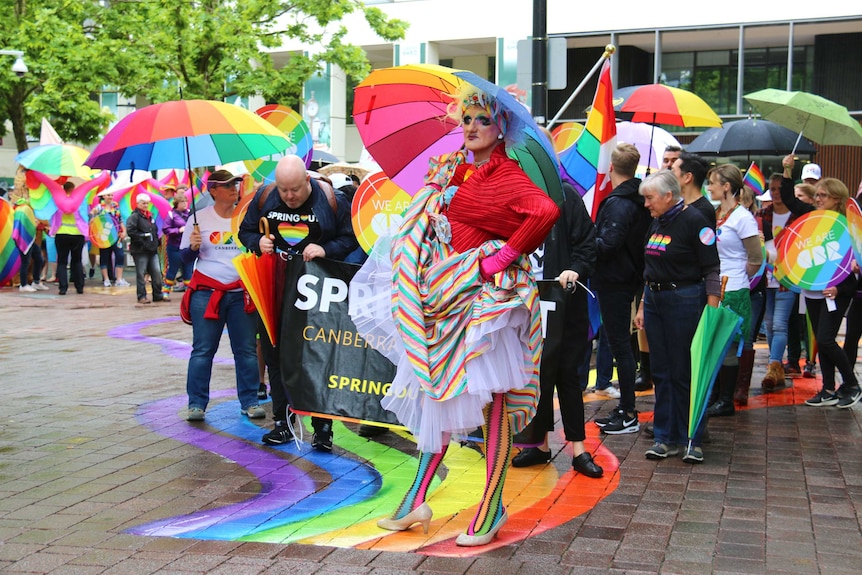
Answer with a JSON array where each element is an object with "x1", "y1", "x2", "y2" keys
[{"x1": 278, "y1": 222, "x2": 309, "y2": 246}]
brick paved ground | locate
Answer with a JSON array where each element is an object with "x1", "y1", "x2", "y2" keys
[{"x1": 1, "y1": 275, "x2": 861, "y2": 574}]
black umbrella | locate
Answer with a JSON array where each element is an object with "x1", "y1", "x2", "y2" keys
[
  {"x1": 685, "y1": 118, "x2": 817, "y2": 158},
  {"x1": 309, "y1": 149, "x2": 339, "y2": 171}
]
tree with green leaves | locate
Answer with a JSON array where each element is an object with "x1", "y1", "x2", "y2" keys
[
  {"x1": 1, "y1": 0, "x2": 407, "y2": 153},
  {"x1": 1, "y1": 0, "x2": 120, "y2": 152}
]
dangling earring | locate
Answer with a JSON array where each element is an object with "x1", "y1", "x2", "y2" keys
[{"x1": 497, "y1": 133, "x2": 504, "y2": 140}]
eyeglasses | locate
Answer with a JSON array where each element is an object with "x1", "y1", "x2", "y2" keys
[
  {"x1": 214, "y1": 181, "x2": 239, "y2": 189},
  {"x1": 815, "y1": 192, "x2": 830, "y2": 199}
]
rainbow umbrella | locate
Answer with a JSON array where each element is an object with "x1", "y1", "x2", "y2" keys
[
  {"x1": 244, "y1": 104, "x2": 313, "y2": 183},
  {"x1": 774, "y1": 210, "x2": 855, "y2": 290},
  {"x1": 689, "y1": 301, "x2": 743, "y2": 451},
  {"x1": 0, "y1": 201, "x2": 21, "y2": 286},
  {"x1": 350, "y1": 171, "x2": 413, "y2": 255},
  {"x1": 16, "y1": 144, "x2": 96, "y2": 178},
  {"x1": 85, "y1": 100, "x2": 292, "y2": 221},
  {"x1": 617, "y1": 84, "x2": 722, "y2": 128},
  {"x1": 354, "y1": 64, "x2": 562, "y2": 204}
]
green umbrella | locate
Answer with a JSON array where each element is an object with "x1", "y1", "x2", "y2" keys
[
  {"x1": 688, "y1": 303, "x2": 743, "y2": 449},
  {"x1": 744, "y1": 89, "x2": 862, "y2": 149}
]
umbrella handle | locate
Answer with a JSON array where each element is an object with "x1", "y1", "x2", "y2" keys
[
  {"x1": 720, "y1": 275, "x2": 729, "y2": 302},
  {"x1": 259, "y1": 217, "x2": 270, "y2": 236}
]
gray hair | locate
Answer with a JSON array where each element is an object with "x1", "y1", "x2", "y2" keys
[{"x1": 640, "y1": 170, "x2": 681, "y2": 201}]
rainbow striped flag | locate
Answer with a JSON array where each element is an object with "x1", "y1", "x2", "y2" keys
[
  {"x1": 743, "y1": 161, "x2": 766, "y2": 196},
  {"x1": 559, "y1": 60, "x2": 617, "y2": 220},
  {"x1": 12, "y1": 202, "x2": 37, "y2": 254}
]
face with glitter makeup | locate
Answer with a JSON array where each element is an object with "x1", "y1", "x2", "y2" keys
[{"x1": 462, "y1": 105, "x2": 502, "y2": 163}]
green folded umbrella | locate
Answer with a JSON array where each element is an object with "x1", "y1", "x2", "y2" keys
[{"x1": 688, "y1": 304, "x2": 743, "y2": 448}]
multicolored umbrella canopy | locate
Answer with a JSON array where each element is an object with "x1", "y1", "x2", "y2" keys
[
  {"x1": 353, "y1": 64, "x2": 562, "y2": 204},
  {"x1": 744, "y1": 89, "x2": 862, "y2": 147},
  {"x1": 243, "y1": 104, "x2": 313, "y2": 183},
  {"x1": 16, "y1": 144, "x2": 96, "y2": 178},
  {"x1": 85, "y1": 100, "x2": 292, "y2": 172},
  {"x1": 617, "y1": 84, "x2": 722, "y2": 128}
]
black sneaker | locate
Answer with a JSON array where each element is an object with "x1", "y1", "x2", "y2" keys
[
  {"x1": 804, "y1": 389, "x2": 839, "y2": 407},
  {"x1": 262, "y1": 420, "x2": 294, "y2": 445},
  {"x1": 312, "y1": 422, "x2": 333, "y2": 452},
  {"x1": 836, "y1": 386, "x2": 862, "y2": 409},
  {"x1": 594, "y1": 407, "x2": 623, "y2": 428},
  {"x1": 601, "y1": 410, "x2": 639, "y2": 435},
  {"x1": 257, "y1": 383, "x2": 268, "y2": 400}
]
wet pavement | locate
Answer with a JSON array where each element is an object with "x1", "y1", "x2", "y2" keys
[{"x1": 1, "y1": 275, "x2": 861, "y2": 574}]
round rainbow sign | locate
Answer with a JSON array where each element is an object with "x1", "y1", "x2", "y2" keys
[
  {"x1": 774, "y1": 209, "x2": 854, "y2": 290},
  {"x1": 351, "y1": 172, "x2": 413, "y2": 254}
]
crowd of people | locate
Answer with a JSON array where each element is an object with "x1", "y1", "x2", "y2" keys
[{"x1": 7, "y1": 81, "x2": 861, "y2": 548}]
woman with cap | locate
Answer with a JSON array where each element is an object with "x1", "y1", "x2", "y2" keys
[
  {"x1": 179, "y1": 169, "x2": 265, "y2": 422},
  {"x1": 351, "y1": 85, "x2": 559, "y2": 546}
]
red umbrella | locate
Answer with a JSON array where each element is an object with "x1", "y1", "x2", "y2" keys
[{"x1": 232, "y1": 218, "x2": 285, "y2": 345}]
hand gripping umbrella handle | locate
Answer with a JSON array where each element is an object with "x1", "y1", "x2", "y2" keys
[{"x1": 259, "y1": 217, "x2": 270, "y2": 236}]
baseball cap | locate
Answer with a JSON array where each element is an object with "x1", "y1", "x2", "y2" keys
[
  {"x1": 801, "y1": 163, "x2": 821, "y2": 181},
  {"x1": 328, "y1": 173, "x2": 353, "y2": 190},
  {"x1": 759, "y1": 190, "x2": 771, "y2": 202},
  {"x1": 208, "y1": 169, "x2": 242, "y2": 185}
]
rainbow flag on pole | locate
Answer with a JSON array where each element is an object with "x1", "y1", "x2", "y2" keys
[
  {"x1": 743, "y1": 161, "x2": 766, "y2": 196},
  {"x1": 558, "y1": 59, "x2": 617, "y2": 220}
]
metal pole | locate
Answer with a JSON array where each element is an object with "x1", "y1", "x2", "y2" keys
[
  {"x1": 737, "y1": 25, "x2": 745, "y2": 116},
  {"x1": 547, "y1": 45, "x2": 615, "y2": 129},
  {"x1": 531, "y1": 0, "x2": 547, "y2": 126},
  {"x1": 787, "y1": 22, "x2": 795, "y2": 91}
]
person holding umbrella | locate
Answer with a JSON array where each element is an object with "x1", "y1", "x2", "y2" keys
[
  {"x1": 779, "y1": 155, "x2": 861, "y2": 408},
  {"x1": 179, "y1": 169, "x2": 265, "y2": 421},
  {"x1": 355, "y1": 84, "x2": 560, "y2": 546},
  {"x1": 635, "y1": 170, "x2": 720, "y2": 463}
]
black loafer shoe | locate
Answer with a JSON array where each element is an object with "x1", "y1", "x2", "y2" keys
[
  {"x1": 706, "y1": 399, "x2": 735, "y2": 417},
  {"x1": 572, "y1": 452, "x2": 603, "y2": 478},
  {"x1": 511, "y1": 447, "x2": 551, "y2": 468}
]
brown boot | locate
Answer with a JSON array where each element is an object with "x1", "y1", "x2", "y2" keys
[
  {"x1": 761, "y1": 360, "x2": 784, "y2": 392},
  {"x1": 734, "y1": 349, "x2": 756, "y2": 406}
]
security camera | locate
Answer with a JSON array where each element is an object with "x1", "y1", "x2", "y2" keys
[{"x1": 11, "y1": 56, "x2": 27, "y2": 77}]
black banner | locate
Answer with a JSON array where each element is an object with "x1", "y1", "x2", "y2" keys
[{"x1": 280, "y1": 257, "x2": 570, "y2": 428}]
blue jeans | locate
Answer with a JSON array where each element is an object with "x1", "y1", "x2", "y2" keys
[
  {"x1": 598, "y1": 290, "x2": 638, "y2": 412},
  {"x1": 644, "y1": 283, "x2": 706, "y2": 448},
  {"x1": 186, "y1": 289, "x2": 260, "y2": 411},
  {"x1": 99, "y1": 243, "x2": 124, "y2": 282},
  {"x1": 165, "y1": 244, "x2": 193, "y2": 285},
  {"x1": 595, "y1": 329, "x2": 613, "y2": 389},
  {"x1": 764, "y1": 288, "x2": 795, "y2": 363},
  {"x1": 132, "y1": 252, "x2": 163, "y2": 300}
]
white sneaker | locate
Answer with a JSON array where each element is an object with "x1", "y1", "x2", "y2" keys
[
  {"x1": 103, "y1": 280, "x2": 112, "y2": 288},
  {"x1": 32, "y1": 283, "x2": 49, "y2": 291},
  {"x1": 115, "y1": 279, "x2": 130, "y2": 287},
  {"x1": 18, "y1": 284, "x2": 37, "y2": 293},
  {"x1": 594, "y1": 386, "x2": 621, "y2": 399}
]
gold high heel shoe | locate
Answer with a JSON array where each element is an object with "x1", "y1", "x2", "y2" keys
[
  {"x1": 377, "y1": 503, "x2": 433, "y2": 534},
  {"x1": 455, "y1": 509, "x2": 508, "y2": 547}
]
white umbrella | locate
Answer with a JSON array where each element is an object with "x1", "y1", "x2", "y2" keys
[{"x1": 616, "y1": 121, "x2": 681, "y2": 179}]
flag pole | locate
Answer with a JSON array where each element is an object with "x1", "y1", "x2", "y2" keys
[{"x1": 547, "y1": 45, "x2": 615, "y2": 129}]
